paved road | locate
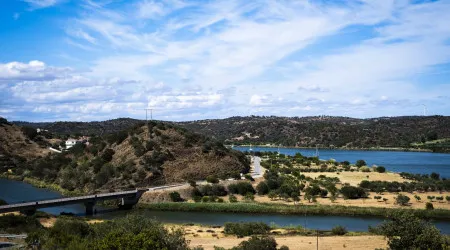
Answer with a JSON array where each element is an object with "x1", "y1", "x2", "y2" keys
[{"x1": 251, "y1": 156, "x2": 263, "y2": 178}]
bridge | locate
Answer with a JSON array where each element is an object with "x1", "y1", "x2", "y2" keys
[{"x1": 0, "y1": 189, "x2": 147, "y2": 215}]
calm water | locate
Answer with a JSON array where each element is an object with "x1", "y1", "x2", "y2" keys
[
  {"x1": 1, "y1": 178, "x2": 450, "y2": 234},
  {"x1": 235, "y1": 146, "x2": 450, "y2": 178}
]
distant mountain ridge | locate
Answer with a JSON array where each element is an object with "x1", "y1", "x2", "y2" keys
[{"x1": 12, "y1": 115, "x2": 450, "y2": 152}]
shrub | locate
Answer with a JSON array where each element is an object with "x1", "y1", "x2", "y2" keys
[
  {"x1": 426, "y1": 202, "x2": 434, "y2": 210},
  {"x1": 169, "y1": 192, "x2": 184, "y2": 202},
  {"x1": 0, "y1": 199, "x2": 7, "y2": 205},
  {"x1": 224, "y1": 222, "x2": 271, "y2": 237},
  {"x1": 206, "y1": 175, "x2": 219, "y2": 184},
  {"x1": 331, "y1": 225, "x2": 348, "y2": 235},
  {"x1": 376, "y1": 166, "x2": 386, "y2": 173},
  {"x1": 229, "y1": 194, "x2": 238, "y2": 203},
  {"x1": 360, "y1": 166, "x2": 370, "y2": 172},
  {"x1": 356, "y1": 160, "x2": 366, "y2": 168},
  {"x1": 228, "y1": 182, "x2": 255, "y2": 195},
  {"x1": 244, "y1": 174, "x2": 255, "y2": 182},
  {"x1": 340, "y1": 186, "x2": 368, "y2": 199},
  {"x1": 202, "y1": 196, "x2": 209, "y2": 203},
  {"x1": 234, "y1": 235, "x2": 279, "y2": 250},
  {"x1": 244, "y1": 192, "x2": 255, "y2": 202},
  {"x1": 256, "y1": 182, "x2": 269, "y2": 195},
  {"x1": 188, "y1": 180, "x2": 197, "y2": 187},
  {"x1": 395, "y1": 194, "x2": 410, "y2": 206}
]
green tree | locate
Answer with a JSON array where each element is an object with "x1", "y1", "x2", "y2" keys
[
  {"x1": 355, "y1": 160, "x2": 366, "y2": 168},
  {"x1": 169, "y1": 192, "x2": 183, "y2": 202},
  {"x1": 231, "y1": 235, "x2": 279, "y2": 250},
  {"x1": 206, "y1": 175, "x2": 220, "y2": 184},
  {"x1": 375, "y1": 166, "x2": 386, "y2": 173},
  {"x1": 375, "y1": 211, "x2": 446, "y2": 250},
  {"x1": 426, "y1": 202, "x2": 434, "y2": 210},
  {"x1": 331, "y1": 225, "x2": 347, "y2": 236},
  {"x1": 256, "y1": 182, "x2": 269, "y2": 195},
  {"x1": 414, "y1": 195, "x2": 421, "y2": 202},
  {"x1": 229, "y1": 194, "x2": 238, "y2": 203},
  {"x1": 395, "y1": 194, "x2": 410, "y2": 206}
]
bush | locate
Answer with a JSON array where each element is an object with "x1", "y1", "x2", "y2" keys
[
  {"x1": 224, "y1": 222, "x2": 271, "y2": 237},
  {"x1": 169, "y1": 192, "x2": 184, "y2": 202},
  {"x1": 356, "y1": 159, "x2": 366, "y2": 168},
  {"x1": 256, "y1": 182, "x2": 269, "y2": 195},
  {"x1": 244, "y1": 174, "x2": 255, "y2": 182},
  {"x1": 340, "y1": 186, "x2": 368, "y2": 199},
  {"x1": 331, "y1": 225, "x2": 348, "y2": 235},
  {"x1": 395, "y1": 194, "x2": 410, "y2": 206},
  {"x1": 228, "y1": 182, "x2": 256, "y2": 196},
  {"x1": 0, "y1": 199, "x2": 7, "y2": 205},
  {"x1": 201, "y1": 196, "x2": 210, "y2": 203},
  {"x1": 376, "y1": 166, "x2": 386, "y2": 173},
  {"x1": 206, "y1": 175, "x2": 219, "y2": 184},
  {"x1": 426, "y1": 202, "x2": 434, "y2": 210},
  {"x1": 229, "y1": 194, "x2": 238, "y2": 203},
  {"x1": 234, "y1": 235, "x2": 280, "y2": 250},
  {"x1": 360, "y1": 166, "x2": 370, "y2": 172}
]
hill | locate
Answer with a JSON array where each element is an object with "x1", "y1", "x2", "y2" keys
[
  {"x1": 14, "y1": 118, "x2": 142, "y2": 136},
  {"x1": 1, "y1": 118, "x2": 250, "y2": 193},
  {"x1": 179, "y1": 116, "x2": 450, "y2": 151},
  {"x1": 11, "y1": 115, "x2": 450, "y2": 152}
]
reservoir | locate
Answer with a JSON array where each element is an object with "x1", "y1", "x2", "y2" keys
[
  {"x1": 235, "y1": 146, "x2": 450, "y2": 178},
  {"x1": 1, "y1": 178, "x2": 450, "y2": 234}
]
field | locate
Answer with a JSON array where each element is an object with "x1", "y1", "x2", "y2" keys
[{"x1": 179, "y1": 224, "x2": 387, "y2": 250}]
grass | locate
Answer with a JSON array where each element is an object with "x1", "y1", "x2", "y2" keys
[{"x1": 139, "y1": 202, "x2": 450, "y2": 220}]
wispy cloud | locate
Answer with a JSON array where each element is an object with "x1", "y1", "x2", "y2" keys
[
  {"x1": 3, "y1": 0, "x2": 450, "y2": 121},
  {"x1": 21, "y1": 0, "x2": 62, "y2": 9}
]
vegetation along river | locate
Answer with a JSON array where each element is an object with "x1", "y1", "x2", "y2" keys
[
  {"x1": 235, "y1": 146, "x2": 450, "y2": 178},
  {"x1": 1, "y1": 178, "x2": 450, "y2": 234}
]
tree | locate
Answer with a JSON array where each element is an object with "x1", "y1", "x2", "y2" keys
[
  {"x1": 256, "y1": 182, "x2": 269, "y2": 195},
  {"x1": 374, "y1": 196, "x2": 382, "y2": 202},
  {"x1": 376, "y1": 166, "x2": 386, "y2": 173},
  {"x1": 244, "y1": 192, "x2": 255, "y2": 202},
  {"x1": 188, "y1": 180, "x2": 197, "y2": 187},
  {"x1": 427, "y1": 195, "x2": 435, "y2": 202},
  {"x1": 431, "y1": 172, "x2": 440, "y2": 180},
  {"x1": 446, "y1": 196, "x2": 450, "y2": 203},
  {"x1": 395, "y1": 194, "x2": 410, "y2": 206},
  {"x1": 206, "y1": 175, "x2": 219, "y2": 184},
  {"x1": 383, "y1": 198, "x2": 388, "y2": 204},
  {"x1": 355, "y1": 160, "x2": 366, "y2": 168},
  {"x1": 229, "y1": 194, "x2": 238, "y2": 203},
  {"x1": 232, "y1": 236, "x2": 278, "y2": 250},
  {"x1": 375, "y1": 211, "x2": 446, "y2": 250},
  {"x1": 340, "y1": 186, "x2": 368, "y2": 199},
  {"x1": 169, "y1": 192, "x2": 183, "y2": 202},
  {"x1": 268, "y1": 191, "x2": 278, "y2": 201},
  {"x1": 331, "y1": 225, "x2": 347, "y2": 235},
  {"x1": 414, "y1": 195, "x2": 421, "y2": 202},
  {"x1": 426, "y1": 202, "x2": 434, "y2": 210},
  {"x1": 0, "y1": 199, "x2": 7, "y2": 206},
  {"x1": 436, "y1": 196, "x2": 444, "y2": 202}
]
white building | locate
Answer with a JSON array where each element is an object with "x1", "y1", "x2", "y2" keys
[{"x1": 65, "y1": 139, "x2": 79, "y2": 149}]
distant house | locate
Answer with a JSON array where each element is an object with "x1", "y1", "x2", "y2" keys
[
  {"x1": 65, "y1": 137, "x2": 90, "y2": 149},
  {"x1": 65, "y1": 139, "x2": 79, "y2": 149}
]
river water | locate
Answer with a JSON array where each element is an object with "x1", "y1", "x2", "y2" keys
[
  {"x1": 2, "y1": 178, "x2": 450, "y2": 234},
  {"x1": 235, "y1": 146, "x2": 450, "y2": 178}
]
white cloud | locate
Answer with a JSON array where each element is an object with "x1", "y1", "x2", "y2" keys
[
  {"x1": 4, "y1": 0, "x2": 450, "y2": 121},
  {"x1": 22, "y1": 0, "x2": 61, "y2": 9}
]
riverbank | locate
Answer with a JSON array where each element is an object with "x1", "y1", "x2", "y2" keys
[
  {"x1": 0, "y1": 174, "x2": 83, "y2": 197},
  {"x1": 139, "y1": 202, "x2": 450, "y2": 220}
]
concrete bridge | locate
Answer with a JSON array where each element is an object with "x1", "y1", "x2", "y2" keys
[{"x1": 0, "y1": 189, "x2": 147, "y2": 215}]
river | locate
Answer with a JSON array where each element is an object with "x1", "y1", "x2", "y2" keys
[
  {"x1": 235, "y1": 146, "x2": 450, "y2": 178},
  {"x1": 2, "y1": 178, "x2": 450, "y2": 234}
]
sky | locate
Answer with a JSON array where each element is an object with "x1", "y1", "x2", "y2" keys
[{"x1": 1, "y1": 0, "x2": 450, "y2": 122}]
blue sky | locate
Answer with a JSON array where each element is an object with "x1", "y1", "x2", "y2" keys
[{"x1": 1, "y1": 0, "x2": 450, "y2": 122}]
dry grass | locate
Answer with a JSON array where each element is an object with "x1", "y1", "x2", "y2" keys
[{"x1": 303, "y1": 171, "x2": 406, "y2": 186}]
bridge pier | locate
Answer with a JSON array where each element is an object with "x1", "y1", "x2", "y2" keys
[
  {"x1": 84, "y1": 201, "x2": 96, "y2": 215},
  {"x1": 118, "y1": 190, "x2": 146, "y2": 210}
]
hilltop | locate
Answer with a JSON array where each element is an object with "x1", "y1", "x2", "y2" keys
[
  {"x1": 180, "y1": 116, "x2": 450, "y2": 152},
  {"x1": 11, "y1": 115, "x2": 450, "y2": 152},
  {"x1": 1, "y1": 118, "x2": 249, "y2": 192}
]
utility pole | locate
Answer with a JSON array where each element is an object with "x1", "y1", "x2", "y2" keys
[
  {"x1": 316, "y1": 230, "x2": 319, "y2": 250},
  {"x1": 144, "y1": 108, "x2": 153, "y2": 124}
]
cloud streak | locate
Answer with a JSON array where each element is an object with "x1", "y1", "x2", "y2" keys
[{"x1": 2, "y1": 0, "x2": 450, "y2": 121}]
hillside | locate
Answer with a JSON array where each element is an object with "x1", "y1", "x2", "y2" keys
[
  {"x1": 11, "y1": 115, "x2": 450, "y2": 152},
  {"x1": 180, "y1": 116, "x2": 450, "y2": 151},
  {"x1": 0, "y1": 118, "x2": 54, "y2": 170},
  {"x1": 1, "y1": 118, "x2": 250, "y2": 193},
  {"x1": 14, "y1": 118, "x2": 141, "y2": 136}
]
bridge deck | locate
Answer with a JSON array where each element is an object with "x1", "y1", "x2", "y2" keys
[{"x1": 0, "y1": 190, "x2": 141, "y2": 213}]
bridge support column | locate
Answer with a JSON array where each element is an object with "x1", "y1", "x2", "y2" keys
[
  {"x1": 84, "y1": 201, "x2": 96, "y2": 215},
  {"x1": 118, "y1": 190, "x2": 146, "y2": 210}
]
